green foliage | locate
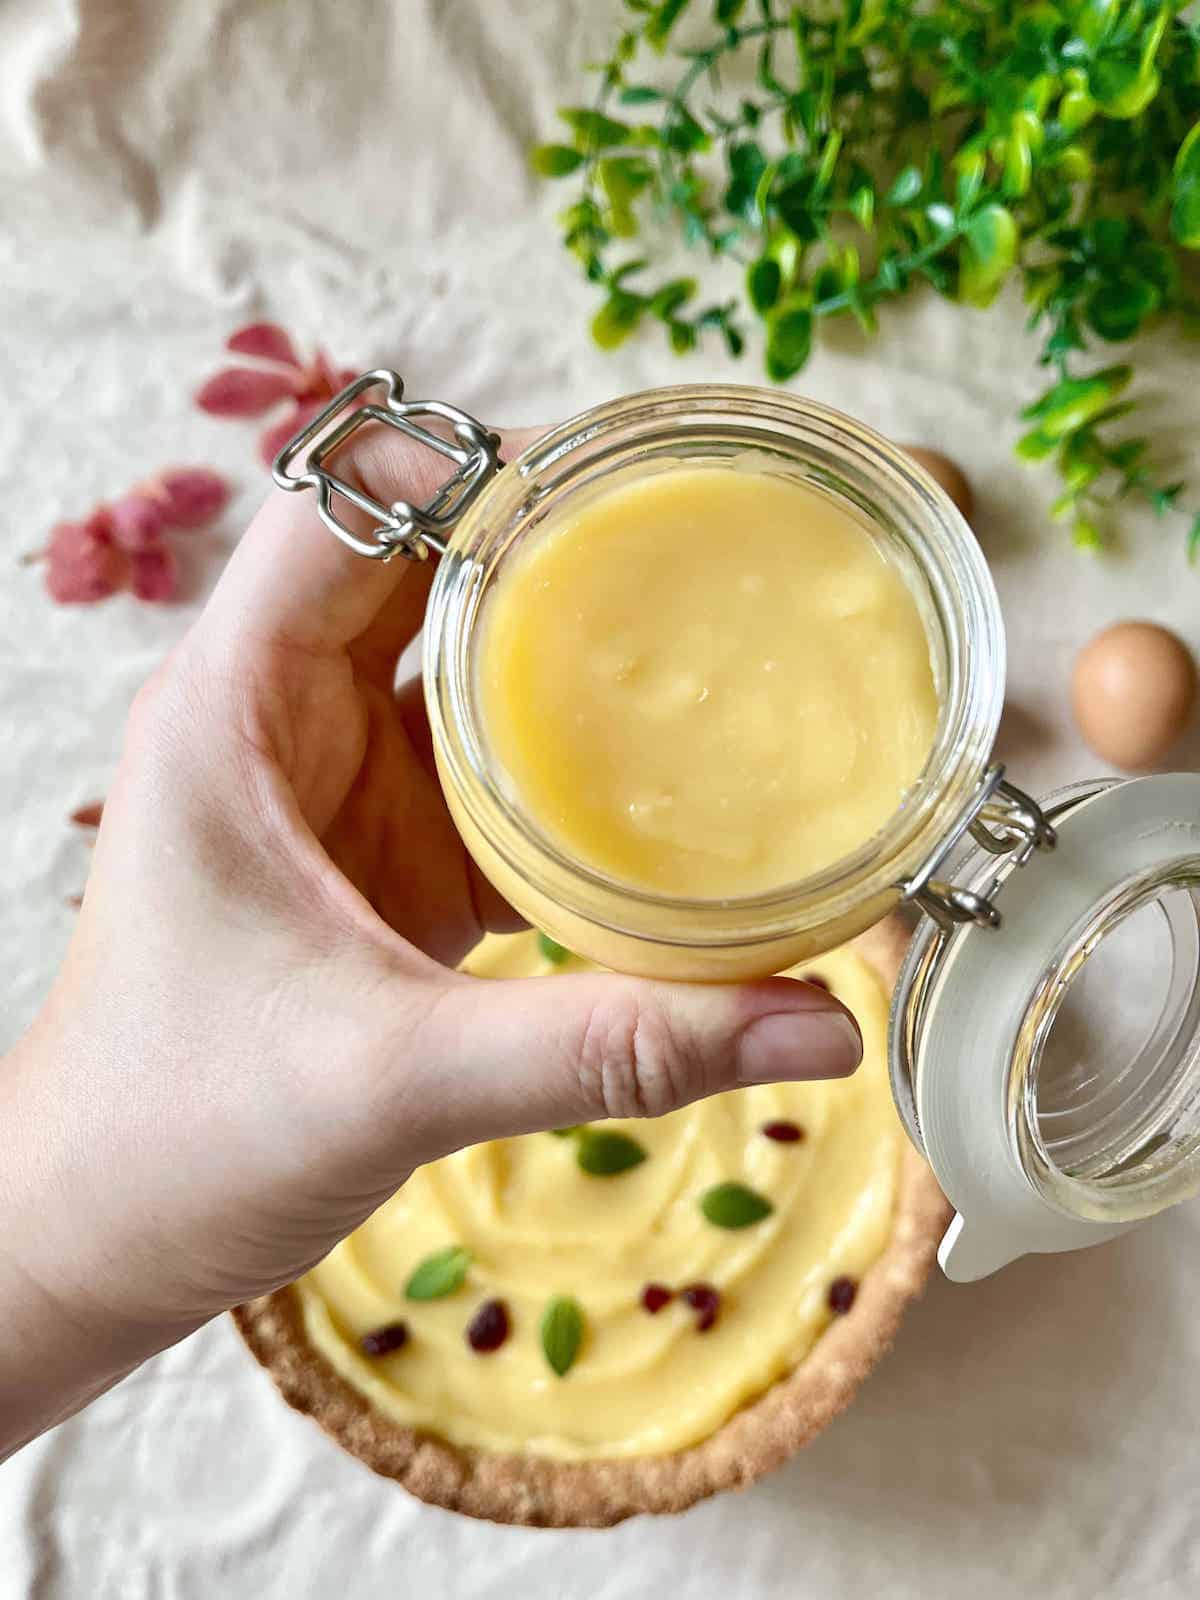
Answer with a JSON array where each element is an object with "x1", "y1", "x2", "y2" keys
[{"x1": 536, "y1": 0, "x2": 1200, "y2": 555}]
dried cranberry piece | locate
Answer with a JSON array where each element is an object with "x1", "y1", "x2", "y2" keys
[
  {"x1": 761, "y1": 1120, "x2": 805, "y2": 1144},
  {"x1": 640, "y1": 1283, "x2": 673, "y2": 1314},
  {"x1": 360, "y1": 1321, "x2": 409, "y2": 1357},
  {"x1": 681, "y1": 1283, "x2": 721, "y2": 1332},
  {"x1": 466, "y1": 1298, "x2": 510, "y2": 1353},
  {"x1": 827, "y1": 1276, "x2": 858, "y2": 1315},
  {"x1": 805, "y1": 973, "x2": 831, "y2": 992}
]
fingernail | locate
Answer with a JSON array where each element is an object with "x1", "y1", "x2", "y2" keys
[{"x1": 737, "y1": 1007, "x2": 863, "y2": 1084}]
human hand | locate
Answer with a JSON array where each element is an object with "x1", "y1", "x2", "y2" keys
[{"x1": 2, "y1": 417, "x2": 861, "y2": 1454}]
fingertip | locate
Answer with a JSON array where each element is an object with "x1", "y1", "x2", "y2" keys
[{"x1": 735, "y1": 1003, "x2": 863, "y2": 1086}]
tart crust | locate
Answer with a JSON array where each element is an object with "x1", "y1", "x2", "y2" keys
[{"x1": 233, "y1": 915, "x2": 949, "y2": 1527}]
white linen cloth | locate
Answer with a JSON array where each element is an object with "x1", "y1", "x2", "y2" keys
[{"x1": 2, "y1": 3, "x2": 1200, "y2": 1594}]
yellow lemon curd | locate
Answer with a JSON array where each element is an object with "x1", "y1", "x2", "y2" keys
[
  {"x1": 297, "y1": 931, "x2": 904, "y2": 1461},
  {"x1": 478, "y1": 466, "x2": 938, "y2": 899}
]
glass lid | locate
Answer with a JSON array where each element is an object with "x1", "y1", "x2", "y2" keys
[{"x1": 892, "y1": 773, "x2": 1200, "y2": 1281}]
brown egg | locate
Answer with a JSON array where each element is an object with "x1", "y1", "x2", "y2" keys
[
  {"x1": 901, "y1": 446, "x2": 975, "y2": 522},
  {"x1": 1071, "y1": 621, "x2": 1197, "y2": 771}
]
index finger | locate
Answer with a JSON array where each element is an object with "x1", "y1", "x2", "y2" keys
[{"x1": 203, "y1": 413, "x2": 546, "y2": 660}]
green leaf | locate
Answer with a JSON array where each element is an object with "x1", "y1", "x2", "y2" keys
[
  {"x1": 1072, "y1": 516, "x2": 1103, "y2": 551},
  {"x1": 664, "y1": 106, "x2": 710, "y2": 154},
  {"x1": 715, "y1": 0, "x2": 745, "y2": 20},
  {"x1": 1187, "y1": 514, "x2": 1200, "y2": 563},
  {"x1": 814, "y1": 129, "x2": 842, "y2": 193},
  {"x1": 559, "y1": 108, "x2": 633, "y2": 149},
  {"x1": 598, "y1": 155, "x2": 653, "y2": 235},
  {"x1": 774, "y1": 179, "x2": 821, "y2": 242},
  {"x1": 849, "y1": 184, "x2": 874, "y2": 230},
  {"x1": 541, "y1": 1296, "x2": 585, "y2": 1377},
  {"x1": 619, "y1": 85, "x2": 666, "y2": 104},
  {"x1": 885, "y1": 165, "x2": 922, "y2": 207},
  {"x1": 1150, "y1": 481, "x2": 1185, "y2": 517},
  {"x1": 1085, "y1": 276, "x2": 1160, "y2": 342},
  {"x1": 765, "y1": 305, "x2": 812, "y2": 381},
  {"x1": 1002, "y1": 113, "x2": 1041, "y2": 200},
  {"x1": 576, "y1": 1129, "x2": 648, "y2": 1175},
  {"x1": 1172, "y1": 123, "x2": 1200, "y2": 248},
  {"x1": 1020, "y1": 366, "x2": 1132, "y2": 439},
  {"x1": 1050, "y1": 487, "x2": 1079, "y2": 523},
  {"x1": 1059, "y1": 88, "x2": 1096, "y2": 133},
  {"x1": 645, "y1": 0, "x2": 690, "y2": 50},
  {"x1": 649, "y1": 277, "x2": 697, "y2": 318},
  {"x1": 405, "y1": 1246, "x2": 471, "y2": 1301},
  {"x1": 1088, "y1": 54, "x2": 1159, "y2": 119},
  {"x1": 724, "y1": 139, "x2": 767, "y2": 221},
  {"x1": 747, "y1": 256, "x2": 782, "y2": 313},
  {"x1": 538, "y1": 931, "x2": 572, "y2": 964},
  {"x1": 700, "y1": 1181, "x2": 774, "y2": 1229},
  {"x1": 599, "y1": 155, "x2": 653, "y2": 203},
  {"x1": 960, "y1": 204, "x2": 1018, "y2": 307},
  {"x1": 591, "y1": 292, "x2": 644, "y2": 350},
  {"x1": 531, "y1": 144, "x2": 586, "y2": 178}
]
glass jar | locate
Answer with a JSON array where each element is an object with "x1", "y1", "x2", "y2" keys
[
  {"x1": 275, "y1": 370, "x2": 1200, "y2": 1282},
  {"x1": 423, "y1": 384, "x2": 1005, "y2": 981}
]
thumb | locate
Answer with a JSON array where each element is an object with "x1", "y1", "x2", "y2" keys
[{"x1": 397, "y1": 968, "x2": 863, "y2": 1159}]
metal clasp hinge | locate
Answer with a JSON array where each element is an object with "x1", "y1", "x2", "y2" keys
[
  {"x1": 271, "y1": 369, "x2": 503, "y2": 562},
  {"x1": 901, "y1": 766, "x2": 1057, "y2": 935}
]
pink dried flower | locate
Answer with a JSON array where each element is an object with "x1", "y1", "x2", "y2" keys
[
  {"x1": 196, "y1": 367, "x2": 300, "y2": 417},
  {"x1": 129, "y1": 545, "x2": 178, "y2": 603},
  {"x1": 109, "y1": 490, "x2": 168, "y2": 553},
  {"x1": 226, "y1": 322, "x2": 302, "y2": 367},
  {"x1": 42, "y1": 518, "x2": 125, "y2": 604},
  {"x1": 198, "y1": 322, "x2": 360, "y2": 467},
  {"x1": 152, "y1": 467, "x2": 231, "y2": 530},
  {"x1": 32, "y1": 465, "x2": 229, "y2": 608}
]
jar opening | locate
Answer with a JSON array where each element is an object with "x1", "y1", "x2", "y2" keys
[{"x1": 1013, "y1": 863, "x2": 1200, "y2": 1224}]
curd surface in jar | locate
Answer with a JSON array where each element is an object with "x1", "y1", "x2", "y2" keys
[{"x1": 478, "y1": 465, "x2": 938, "y2": 899}]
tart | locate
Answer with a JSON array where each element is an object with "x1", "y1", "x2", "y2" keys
[{"x1": 234, "y1": 916, "x2": 948, "y2": 1527}]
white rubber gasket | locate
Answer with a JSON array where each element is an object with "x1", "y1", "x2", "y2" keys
[{"x1": 917, "y1": 774, "x2": 1200, "y2": 1281}]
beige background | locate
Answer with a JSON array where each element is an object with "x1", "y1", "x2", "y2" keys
[{"x1": 2, "y1": 1, "x2": 1199, "y2": 1593}]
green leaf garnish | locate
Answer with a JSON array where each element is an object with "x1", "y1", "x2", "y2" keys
[
  {"x1": 405, "y1": 1245, "x2": 472, "y2": 1301},
  {"x1": 575, "y1": 1129, "x2": 648, "y2": 1176},
  {"x1": 533, "y1": 1, "x2": 1200, "y2": 554},
  {"x1": 537, "y1": 931, "x2": 572, "y2": 965},
  {"x1": 530, "y1": 144, "x2": 586, "y2": 178},
  {"x1": 700, "y1": 1182, "x2": 773, "y2": 1230},
  {"x1": 541, "y1": 1295, "x2": 585, "y2": 1377}
]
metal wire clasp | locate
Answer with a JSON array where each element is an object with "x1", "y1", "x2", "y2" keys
[
  {"x1": 900, "y1": 766, "x2": 1057, "y2": 935},
  {"x1": 271, "y1": 369, "x2": 503, "y2": 562}
]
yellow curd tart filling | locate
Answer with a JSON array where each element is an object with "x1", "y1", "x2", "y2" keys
[
  {"x1": 297, "y1": 931, "x2": 905, "y2": 1461},
  {"x1": 478, "y1": 465, "x2": 939, "y2": 898}
]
